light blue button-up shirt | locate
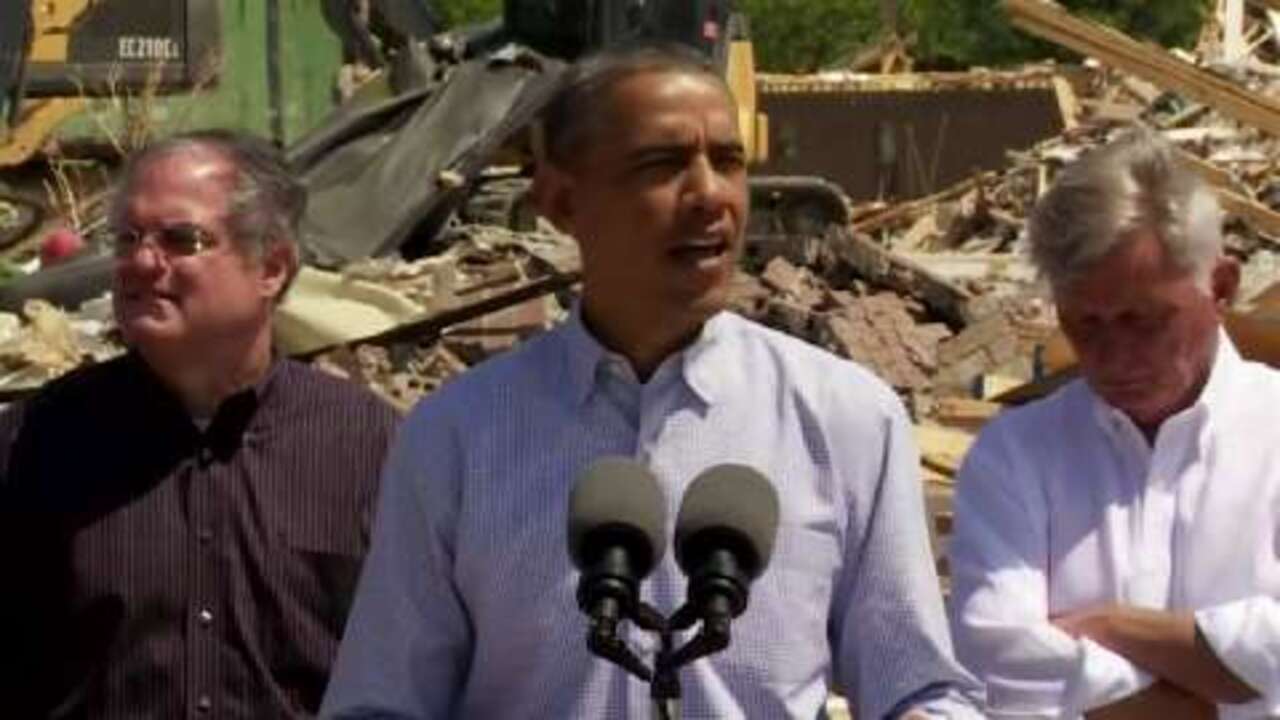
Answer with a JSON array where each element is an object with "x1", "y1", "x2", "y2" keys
[{"x1": 322, "y1": 310, "x2": 983, "y2": 719}]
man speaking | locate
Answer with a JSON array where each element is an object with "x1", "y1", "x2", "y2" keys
[{"x1": 323, "y1": 44, "x2": 982, "y2": 719}]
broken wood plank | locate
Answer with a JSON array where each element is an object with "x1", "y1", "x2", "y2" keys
[
  {"x1": 933, "y1": 397, "x2": 1004, "y2": 428},
  {"x1": 851, "y1": 171, "x2": 1000, "y2": 234},
  {"x1": 1216, "y1": 188, "x2": 1280, "y2": 240},
  {"x1": 1004, "y1": 0, "x2": 1280, "y2": 138},
  {"x1": 1172, "y1": 147, "x2": 1280, "y2": 241},
  {"x1": 299, "y1": 269, "x2": 582, "y2": 359},
  {"x1": 1224, "y1": 0, "x2": 1247, "y2": 62},
  {"x1": 915, "y1": 423, "x2": 975, "y2": 477},
  {"x1": 989, "y1": 366, "x2": 1079, "y2": 405},
  {"x1": 1053, "y1": 74, "x2": 1081, "y2": 129},
  {"x1": 827, "y1": 227, "x2": 976, "y2": 326}
]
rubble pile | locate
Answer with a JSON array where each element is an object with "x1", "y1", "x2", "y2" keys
[
  {"x1": 3, "y1": 3, "x2": 1280, "y2": 549},
  {"x1": 301, "y1": 223, "x2": 580, "y2": 412}
]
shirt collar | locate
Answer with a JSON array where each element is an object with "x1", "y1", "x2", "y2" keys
[
  {"x1": 128, "y1": 350, "x2": 285, "y2": 436},
  {"x1": 562, "y1": 306, "x2": 739, "y2": 408}
]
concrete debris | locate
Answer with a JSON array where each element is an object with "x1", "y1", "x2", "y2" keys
[
  {"x1": 823, "y1": 293, "x2": 944, "y2": 390},
  {"x1": 3, "y1": 3, "x2": 1280, "y2": 483}
]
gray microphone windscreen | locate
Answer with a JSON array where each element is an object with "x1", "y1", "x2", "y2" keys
[
  {"x1": 675, "y1": 464, "x2": 780, "y2": 578},
  {"x1": 567, "y1": 457, "x2": 667, "y2": 574}
]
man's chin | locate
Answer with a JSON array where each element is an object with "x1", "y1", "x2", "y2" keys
[
  {"x1": 118, "y1": 316, "x2": 186, "y2": 347},
  {"x1": 679, "y1": 287, "x2": 731, "y2": 324},
  {"x1": 1101, "y1": 391, "x2": 1179, "y2": 430}
]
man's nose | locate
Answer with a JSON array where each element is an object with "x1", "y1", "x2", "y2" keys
[
  {"x1": 116, "y1": 242, "x2": 166, "y2": 278},
  {"x1": 683, "y1": 155, "x2": 730, "y2": 212},
  {"x1": 1094, "y1": 327, "x2": 1148, "y2": 367}
]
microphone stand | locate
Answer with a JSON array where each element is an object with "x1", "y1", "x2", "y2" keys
[{"x1": 583, "y1": 599, "x2": 735, "y2": 720}]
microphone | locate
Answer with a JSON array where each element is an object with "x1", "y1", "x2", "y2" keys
[
  {"x1": 567, "y1": 457, "x2": 667, "y2": 675},
  {"x1": 673, "y1": 464, "x2": 780, "y2": 629}
]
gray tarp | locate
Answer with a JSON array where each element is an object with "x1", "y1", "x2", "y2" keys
[{"x1": 293, "y1": 49, "x2": 564, "y2": 266}]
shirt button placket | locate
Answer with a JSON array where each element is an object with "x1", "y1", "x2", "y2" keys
[{"x1": 188, "y1": 452, "x2": 219, "y2": 719}]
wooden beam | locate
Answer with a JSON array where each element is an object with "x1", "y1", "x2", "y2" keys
[
  {"x1": 1216, "y1": 188, "x2": 1280, "y2": 240},
  {"x1": 827, "y1": 228, "x2": 976, "y2": 326},
  {"x1": 851, "y1": 171, "x2": 999, "y2": 234},
  {"x1": 1174, "y1": 147, "x2": 1280, "y2": 241},
  {"x1": 1004, "y1": 0, "x2": 1280, "y2": 138},
  {"x1": 1224, "y1": 0, "x2": 1247, "y2": 62}
]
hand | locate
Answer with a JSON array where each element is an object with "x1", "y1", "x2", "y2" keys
[
  {"x1": 1053, "y1": 604, "x2": 1255, "y2": 705},
  {"x1": 1053, "y1": 604, "x2": 1122, "y2": 642}
]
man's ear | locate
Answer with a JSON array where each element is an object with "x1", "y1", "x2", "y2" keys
[
  {"x1": 531, "y1": 161, "x2": 577, "y2": 236},
  {"x1": 1211, "y1": 254, "x2": 1240, "y2": 308},
  {"x1": 258, "y1": 239, "x2": 296, "y2": 302}
]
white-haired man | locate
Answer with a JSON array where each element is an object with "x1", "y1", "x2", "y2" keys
[{"x1": 950, "y1": 129, "x2": 1280, "y2": 719}]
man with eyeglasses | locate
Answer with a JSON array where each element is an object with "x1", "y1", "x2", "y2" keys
[{"x1": 0, "y1": 129, "x2": 400, "y2": 718}]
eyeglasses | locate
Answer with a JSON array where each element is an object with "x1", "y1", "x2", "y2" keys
[{"x1": 110, "y1": 222, "x2": 218, "y2": 259}]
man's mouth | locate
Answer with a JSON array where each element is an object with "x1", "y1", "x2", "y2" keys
[
  {"x1": 121, "y1": 289, "x2": 178, "y2": 306},
  {"x1": 668, "y1": 237, "x2": 730, "y2": 263},
  {"x1": 1098, "y1": 378, "x2": 1152, "y2": 395}
]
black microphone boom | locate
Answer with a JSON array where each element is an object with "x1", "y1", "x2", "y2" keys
[
  {"x1": 567, "y1": 457, "x2": 667, "y2": 679},
  {"x1": 673, "y1": 464, "x2": 780, "y2": 628}
]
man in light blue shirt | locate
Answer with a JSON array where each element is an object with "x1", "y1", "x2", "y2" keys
[{"x1": 322, "y1": 44, "x2": 983, "y2": 719}]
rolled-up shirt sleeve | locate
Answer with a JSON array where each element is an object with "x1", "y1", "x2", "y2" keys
[
  {"x1": 950, "y1": 433, "x2": 1152, "y2": 718},
  {"x1": 1196, "y1": 597, "x2": 1280, "y2": 718}
]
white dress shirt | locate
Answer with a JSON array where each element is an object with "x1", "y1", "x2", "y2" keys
[
  {"x1": 322, "y1": 310, "x2": 982, "y2": 719},
  {"x1": 951, "y1": 332, "x2": 1280, "y2": 719}
]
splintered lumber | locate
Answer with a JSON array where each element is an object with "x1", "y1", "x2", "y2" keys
[
  {"x1": 1216, "y1": 190, "x2": 1280, "y2": 241},
  {"x1": 915, "y1": 423, "x2": 975, "y2": 478},
  {"x1": 1004, "y1": 0, "x2": 1280, "y2": 138},
  {"x1": 852, "y1": 171, "x2": 999, "y2": 234},
  {"x1": 1174, "y1": 149, "x2": 1280, "y2": 241},
  {"x1": 298, "y1": 269, "x2": 581, "y2": 359},
  {"x1": 827, "y1": 228, "x2": 976, "y2": 326},
  {"x1": 933, "y1": 397, "x2": 1004, "y2": 429}
]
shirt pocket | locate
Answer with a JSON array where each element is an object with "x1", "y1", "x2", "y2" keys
[
  {"x1": 715, "y1": 525, "x2": 841, "y2": 685},
  {"x1": 270, "y1": 516, "x2": 366, "y2": 626},
  {"x1": 257, "y1": 519, "x2": 366, "y2": 711}
]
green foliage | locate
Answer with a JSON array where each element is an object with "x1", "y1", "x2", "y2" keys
[
  {"x1": 440, "y1": 0, "x2": 503, "y2": 28},
  {"x1": 436, "y1": 0, "x2": 1209, "y2": 71},
  {"x1": 904, "y1": 0, "x2": 1211, "y2": 69},
  {"x1": 741, "y1": 0, "x2": 881, "y2": 72}
]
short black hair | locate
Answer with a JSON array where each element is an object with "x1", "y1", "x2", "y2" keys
[{"x1": 538, "y1": 42, "x2": 730, "y2": 168}]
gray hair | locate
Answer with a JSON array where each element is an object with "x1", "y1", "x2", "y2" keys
[
  {"x1": 1027, "y1": 128, "x2": 1223, "y2": 289},
  {"x1": 537, "y1": 42, "x2": 730, "y2": 168},
  {"x1": 112, "y1": 129, "x2": 306, "y2": 293}
]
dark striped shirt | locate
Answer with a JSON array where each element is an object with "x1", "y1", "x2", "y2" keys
[{"x1": 0, "y1": 354, "x2": 399, "y2": 719}]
